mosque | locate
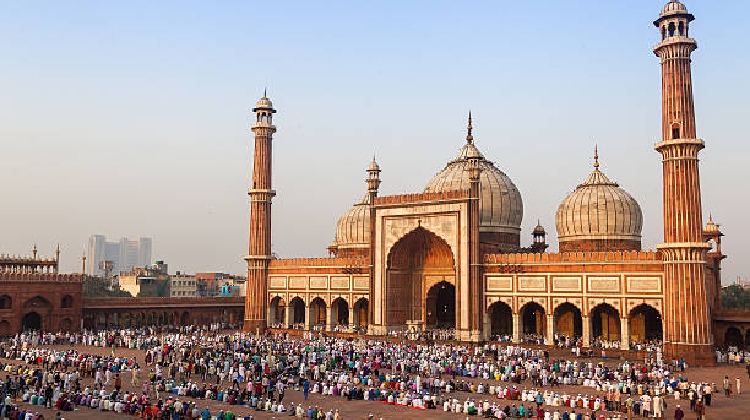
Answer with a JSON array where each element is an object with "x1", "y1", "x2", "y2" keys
[{"x1": 243, "y1": 1, "x2": 729, "y2": 366}]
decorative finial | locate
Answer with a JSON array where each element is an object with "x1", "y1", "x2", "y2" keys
[
  {"x1": 593, "y1": 145, "x2": 599, "y2": 169},
  {"x1": 466, "y1": 110, "x2": 474, "y2": 144},
  {"x1": 263, "y1": 87, "x2": 267, "y2": 98}
]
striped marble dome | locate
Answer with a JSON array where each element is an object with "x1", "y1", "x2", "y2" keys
[
  {"x1": 335, "y1": 195, "x2": 370, "y2": 252},
  {"x1": 555, "y1": 158, "x2": 643, "y2": 247},
  {"x1": 424, "y1": 142, "x2": 523, "y2": 235}
]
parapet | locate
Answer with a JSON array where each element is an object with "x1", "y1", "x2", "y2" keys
[
  {"x1": 483, "y1": 250, "x2": 663, "y2": 265},
  {"x1": 0, "y1": 273, "x2": 84, "y2": 282},
  {"x1": 373, "y1": 189, "x2": 469, "y2": 206},
  {"x1": 269, "y1": 257, "x2": 370, "y2": 268}
]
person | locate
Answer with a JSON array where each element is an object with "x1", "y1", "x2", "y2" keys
[
  {"x1": 694, "y1": 399, "x2": 705, "y2": 420},
  {"x1": 737, "y1": 377, "x2": 742, "y2": 395},
  {"x1": 303, "y1": 380, "x2": 310, "y2": 400},
  {"x1": 674, "y1": 404, "x2": 684, "y2": 420},
  {"x1": 201, "y1": 407, "x2": 211, "y2": 420},
  {"x1": 723, "y1": 376, "x2": 730, "y2": 397}
]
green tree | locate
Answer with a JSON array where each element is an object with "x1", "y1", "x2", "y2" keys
[{"x1": 721, "y1": 285, "x2": 750, "y2": 309}]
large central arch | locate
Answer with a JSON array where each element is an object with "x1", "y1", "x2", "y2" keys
[{"x1": 385, "y1": 227, "x2": 455, "y2": 328}]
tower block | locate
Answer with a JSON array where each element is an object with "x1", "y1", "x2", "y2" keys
[
  {"x1": 653, "y1": 1, "x2": 714, "y2": 365},
  {"x1": 244, "y1": 94, "x2": 277, "y2": 333}
]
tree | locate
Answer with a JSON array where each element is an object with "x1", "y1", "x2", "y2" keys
[{"x1": 721, "y1": 285, "x2": 750, "y2": 309}]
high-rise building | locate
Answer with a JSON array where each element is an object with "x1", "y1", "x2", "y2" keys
[{"x1": 86, "y1": 235, "x2": 153, "y2": 276}]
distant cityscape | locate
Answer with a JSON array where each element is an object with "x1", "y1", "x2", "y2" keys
[
  {"x1": 79, "y1": 235, "x2": 245, "y2": 299},
  {"x1": 86, "y1": 235, "x2": 152, "y2": 277}
]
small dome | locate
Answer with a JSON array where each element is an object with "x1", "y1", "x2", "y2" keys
[
  {"x1": 253, "y1": 95, "x2": 274, "y2": 111},
  {"x1": 555, "y1": 161, "x2": 643, "y2": 251},
  {"x1": 533, "y1": 222, "x2": 546, "y2": 235},
  {"x1": 704, "y1": 216, "x2": 720, "y2": 233},
  {"x1": 425, "y1": 142, "x2": 523, "y2": 235},
  {"x1": 335, "y1": 195, "x2": 370, "y2": 251},
  {"x1": 368, "y1": 157, "x2": 380, "y2": 172},
  {"x1": 660, "y1": 1, "x2": 687, "y2": 17}
]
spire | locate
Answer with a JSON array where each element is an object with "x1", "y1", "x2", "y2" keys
[
  {"x1": 593, "y1": 145, "x2": 599, "y2": 169},
  {"x1": 466, "y1": 110, "x2": 474, "y2": 144},
  {"x1": 263, "y1": 87, "x2": 267, "y2": 97}
]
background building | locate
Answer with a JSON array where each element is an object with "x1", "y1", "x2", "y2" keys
[
  {"x1": 87, "y1": 235, "x2": 152, "y2": 276},
  {"x1": 171, "y1": 272, "x2": 198, "y2": 297},
  {"x1": 118, "y1": 260, "x2": 170, "y2": 297}
]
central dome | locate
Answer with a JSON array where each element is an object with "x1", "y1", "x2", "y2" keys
[{"x1": 424, "y1": 118, "x2": 523, "y2": 243}]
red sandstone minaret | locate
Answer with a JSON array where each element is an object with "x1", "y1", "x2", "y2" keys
[
  {"x1": 653, "y1": 1, "x2": 714, "y2": 365},
  {"x1": 244, "y1": 93, "x2": 276, "y2": 333},
  {"x1": 465, "y1": 112, "x2": 483, "y2": 341}
]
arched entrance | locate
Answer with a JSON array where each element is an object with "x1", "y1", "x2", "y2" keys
[
  {"x1": 22, "y1": 312, "x2": 42, "y2": 331},
  {"x1": 629, "y1": 304, "x2": 663, "y2": 342},
  {"x1": 353, "y1": 298, "x2": 369, "y2": 327},
  {"x1": 425, "y1": 281, "x2": 456, "y2": 328},
  {"x1": 488, "y1": 301, "x2": 513, "y2": 339},
  {"x1": 591, "y1": 304, "x2": 620, "y2": 341},
  {"x1": 181, "y1": 311, "x2": 190, "y2": 325},
  {"x1": 521, "y1": 302, "x2": 546, "y2": 336},
  {"x1": 725, "y1": 327, "x2": 743, "y2": 348},
  {"x1": 269, "y1": 297, "x2": 286, "y2": 326},
  {"x1": 309, "y1": 298, "x2": 326, "y2": 328},
  {"x1": 554, "y1": 303, "x2": 582, "y2": 339},
  {"x1": 386, "y1": 227, "x2": 455, "y2": 327},
  {"x1": 331, "y1": 298, "x2": 349, "y2": 326},
  {"x1": 289, "y1": 297, "x2": 305, "y2": 326}
]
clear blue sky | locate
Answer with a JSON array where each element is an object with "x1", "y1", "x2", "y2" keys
[{"x1": 1, "y1": 1, "x2": 748, "y2": 283}]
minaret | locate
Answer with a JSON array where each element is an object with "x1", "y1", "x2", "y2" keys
[
  {"x1": 244, "y1": 92, "x2": 277, "y2": 333},
  {"x1": 366, "y1": 155, "x2": 380, "y2": 335},
  {"x1": 464, "y1": 111, "x2": 483, "y2": 341},
  {"x1": 653, "y1": 1, "x2": 713, "y2": 365},
  {"x1": 54, "y1": 244, "x2": 60, "y2": 274},
  {"x1": 81, "y1": 249, "x2": 87, "y2": 275}
]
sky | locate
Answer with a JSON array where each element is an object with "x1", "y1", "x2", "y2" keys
[{"x1": 1, "y1": 1, "x2": 748, "y2": 283}]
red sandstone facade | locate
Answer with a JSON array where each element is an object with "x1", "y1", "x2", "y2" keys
[{"x1": 237, "y1": 1, "x2": 744, "y2": 366}]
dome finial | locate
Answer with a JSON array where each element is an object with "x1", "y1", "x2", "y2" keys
[
  {"x1": 263, "y1": 87, "x2": 267, "y2": 97},
  {"x1": 466, "y1": 110, "x2": 474, "y2": 144},
  {"x1": 593, "y1": 145, "x2": 600, "y2": 169}
]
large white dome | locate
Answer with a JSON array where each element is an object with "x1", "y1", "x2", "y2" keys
[
  {"x1": 334, "y1": 195, "x2": 370, "y2": 253},
  {"x1": 555, "y1": 160, "x2": 643, "y2": 251},
  {"x1": 424, "y1": 142, "x2": 523, "y2": 235}
]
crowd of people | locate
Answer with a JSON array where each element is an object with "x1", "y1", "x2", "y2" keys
[{"x1": 0, "y1": 326, "x2": 742, "y2": 420}]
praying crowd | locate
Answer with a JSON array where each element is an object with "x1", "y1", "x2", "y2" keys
[{"x1": 0, "y1": 326, "x2": 742, "y2": 419}]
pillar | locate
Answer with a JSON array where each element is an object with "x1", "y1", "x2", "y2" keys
[
  {"x1": 546, "y1": 315, "x2": 554, "y2": 345},
  {"x1": 512, "y1": 313, "x2": 521, "y2": 344},
  {"x1": 482, "y1": 311, "x2": 491, "y2": 341},
  {"x1": 304, "y1": 306, "x2": 312, "y2": 331},
  {"x1": 326, "y1": 305, "x2": 334, "y2": 331},
  {"x1": 582, "y1": 316, "x2": 590, "y2": 347},
  {"x1": 620, "y1": 317, "x2": 630, "y2": 351},
  {"x1": 349, "y1": 305, "x2": 356, "y2": 331},
  {"x1": 285, "y1": 304, "x2": 293, "y2": 328}
]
